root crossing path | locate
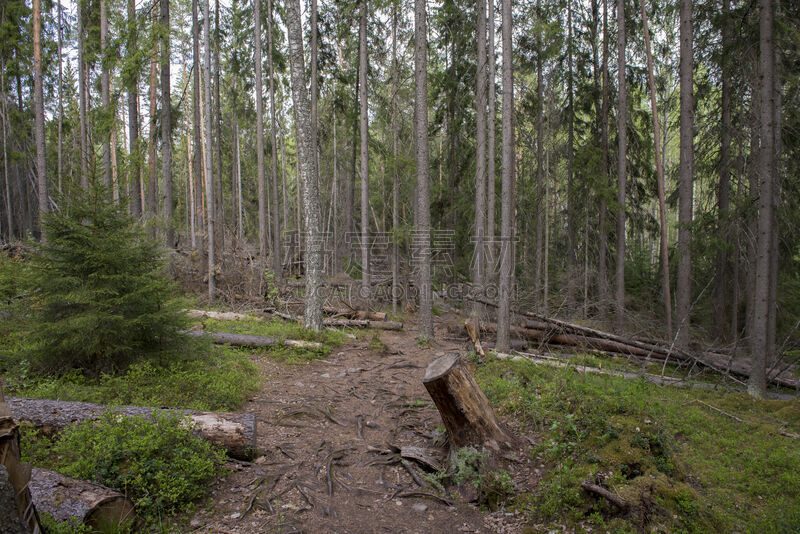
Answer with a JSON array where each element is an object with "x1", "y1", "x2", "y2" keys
[{"x1": 185, "y1": 324, "x2": 526, "y2": 533}]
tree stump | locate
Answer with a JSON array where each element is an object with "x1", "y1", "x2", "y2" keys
[
  {"x1": 28, "y1": 468, "x2": 135, "y2": 530},
  {"x1": 422, "y1": 353, "x2": 515, "y2": 450}
]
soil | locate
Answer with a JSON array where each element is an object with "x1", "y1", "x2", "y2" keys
[{"x1": 183, "y1": 316, "x2": 534, "y2": 533}]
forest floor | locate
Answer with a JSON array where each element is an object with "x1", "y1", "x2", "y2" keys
[{"x1": 180, "y1": 315, "x2": 531, "y2": 534}]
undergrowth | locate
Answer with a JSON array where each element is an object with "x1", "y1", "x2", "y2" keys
[
  {"x1": 22, "y1": 411, "x2": 226, "y2": 526},
  {"x1": 475, "y1": 356, "x2": 800, "y2": 533}
]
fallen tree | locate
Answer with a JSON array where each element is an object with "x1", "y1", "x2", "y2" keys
[
  {"x1": 186, "y1": 309, "x2": 251, "y2": 321},
  {"x1": 323, "y1": 318, "x2": 403, "y2": 331},
  {"x1": 323, "y1": 306, "x2": 387, "y2": 321},
  {"x1": 185, "y1": 330, "x2": 323, "y2": 349},
  {"x1": 28, "y1": 468, "x2": 135, "y2": 531},
  {"x1": 7, "y1": 397, "x2": 258, "y2": 460},
  {"x1": 455, "y1": 303, "x2": 800, "y2": 390}
]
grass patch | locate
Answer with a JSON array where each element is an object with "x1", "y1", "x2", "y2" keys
[
  {"x1": 1, "y1": 342, "x2": 259, "y2": 412},
  {"x1": 201, "y1": 316, "x2": 347, "y2": 364},
  {"x1": 475, "y1": 357, "x2": 800, "y2": 532}
]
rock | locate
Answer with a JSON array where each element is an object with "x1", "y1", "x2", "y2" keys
[
  {"x1": 189, "y1": 518, "x2": 203, "y2": 528},
  {"x1": 320, "y1": 373, "x2": 331, "y2": 379},
  {"x1": 229, "y1": 512, "x2": 241, "y2": 519},
  {"x1": 412, "y1": 503, "x2": 428, "y2": 512}
]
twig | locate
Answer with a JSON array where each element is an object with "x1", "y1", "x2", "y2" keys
[{"x1": 580, "y1": 481, "x2": 629, "y2": 511}]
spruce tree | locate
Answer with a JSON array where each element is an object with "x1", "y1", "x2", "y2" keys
[{"x1": 30, "y1": 185, "x2": 188, "y2": 373}]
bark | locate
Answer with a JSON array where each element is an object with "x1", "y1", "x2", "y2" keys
[
  {"x1": 748, "y1": 0, "x2": 775, "y2": 398},
  {"x1": 203, "y1": 0, "x2": 216, "y2": 299},
  {"x1": 414, "y1": 0, "x2": 433, "y2": 340},
  {"x1": 486, "y1": 0, "x2": 496, "y2": 277},
  {"x1": 322, "y1": 318, "x2": 403, "y2": 330},
  {"x1": 127, "y1": 0, "x2": 142, "y2": 217},
  {"x1": 391, "y1": 6, "x2": 400, "y2": 316},
  {"x1": 101, "y1": 0, "x2": 112, "y2": 188},
  {"x1": 640, "y1": 0, "x2": 672, "y2": 340},
  {"x1": 29, "y1": 469, "x2": 135, "y2": 530},
  {"x1": 186, "y1": 330, "x2": 323, "y2": 349},
  {"x1": 496, "y1": 0, "x2": 514, "y2": 352},
  {"x1": 255, "y1": 0, "x2": 268, "y2": 262},
  {"x1": 33, "y1": 0, "x2": 47, "y2": 238},
  {"x1": 323, "y1": 307, "x2": 388, "y2": 321},
  {"x1": 615, "y1": 0, "x2": 626, "y2": 331},
  {"x1": 1, "y1": 72, "x2": 12, "y2": 240},
  {"x1": 214, "y1": 0, "x2": 223, "y2": 252},
  {"x1": 286, "y1": 0, "x2": 324, "y2": 331},
  {"x1": 78, "y1": 0, "x2": 89, "y2": 189},
  {"x1": 676, "y1": 0, "x2": 693, "y2": 348},
  {"x1": 148, "y1": 39, "x2": 158, "y2": 218},
  {"x1": 566, "y1": 0, "x2": 576, "y2": 312},
  {"x1": 8, "y1": 397, "x2": 258, "y2": 460},
  {"x1": 0, "y1": 466, "x2": 30, "y2": 534},
  {"x1": 193, "y1": 0, "x2": 202, "y2": 234},
  {"x1": 267, "y1": 0, "x2": 282, "y2": 279},
  {"x1": 186, "y1": 92, "x2": 196, "y2": 247},
  {"x1": 713, "y1": 0, "x2": 732, "y2": 338},
  {"x1": 534, "y1": 0, "x2": 544, "y2": 310},
  {"x1": 359, "y1": 0, "x2": 371, "y2": 297},
  {"x1": 57, "y1": 0, "x2": 64, "y2": 194},
  {"x1": 423, "y1": 354, "x2": 514, "y2": 450},
  {"x1": 473, "y1": 0, "x2": 488, "y2": 325},
  {"x1": 598, "y1": 0, "x2": 609, "y2": 313},
  {"x1": 161, "y1": 0, "x2": 174, "y2": 246}
]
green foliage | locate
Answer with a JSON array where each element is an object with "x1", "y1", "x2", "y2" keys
[
  {"x1": 476, "y1": 358, "x2": 800, "y2": 532},
  {"x1": 448, "y1": 447, "x2": 514, "y2": 510},
  {"x1": 28, "y1": 411, "x2": 226, "y2": 523},
  {"x1": 38, "y1": 515, "x2": 94, "y2": 534},
  {"x1": 27, "y1": 186, "x2": 189, "y2": 373}
]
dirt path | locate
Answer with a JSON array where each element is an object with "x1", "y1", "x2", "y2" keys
[{"x1": 185, "y1": 321, "x2": 528, "y2": 533}]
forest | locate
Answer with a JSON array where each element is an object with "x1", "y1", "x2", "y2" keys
[{"x1": 0, "y1": 0, "x2": 799, "y2": 531}]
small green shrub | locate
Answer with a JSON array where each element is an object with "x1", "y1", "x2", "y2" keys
[
  {"x1": 28, "y1": 185, "x2": 189, "y2": 373},
  {"x1": 448, "y1": 447, "x2": 514, "y2": 510},
  {"x1": 50, "y1": 410, "x2": 226, "y2": 522},
  {"x1": 38, "y1": 515, "x2": 94, "y2": 534}
]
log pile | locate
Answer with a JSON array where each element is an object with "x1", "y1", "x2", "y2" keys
[
  {"x1": 7, "y1": 397, "x2": 258, "y2": 460},
  {"x1": 457, "y1": 299, "x2": 800, "y2": 390}
]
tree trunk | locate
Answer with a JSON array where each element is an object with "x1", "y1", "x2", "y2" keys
[
  {"x1": 713, "y1": 0, "x2": 732, "y2": 339},
  {"x1": 148, "y1": 34, "x2": 158, "y2": 219},
  {"x1": 161, "y1": 0, "x2": 174, "y2": 246},
  {"x1": 414, "y1": 0, "x2": 433, "y2": 340},
  {"x1": 423, "y1": 354, "x2": 514, "y2": 450},
  {"x1": 676, "y1": 0, "x2": 693, "y2": 349},
  {"x1": 8, "y1": 397, "x2": 258, "y2": 459},
  {"x1": 598, "y1": 0, "x2": 609, "y2": 315},
  {"x1": 78, "y1": 0, "x2": 89, "y2": 189},
  {"x1": 214, "y1": 0, "x2": 223, "y2": 253},
  {"x1": 640, "y1": 0, "x2": 672, "y2": 340},
  {"x1": 1, "y1": 72, "x2": 12, "y2": 240},
  {"x1": 203, "y1": 0, "x2": 216, "y2": 299},
  {"x1": 29, "y1": 469, "x2": 135, "y2": 530},
  {"x1": 496, "y1": 0, "x2": 514, "y2": 352},
  {"x1": 286, "y1": 0, "x2": 324, "y2": 331},
  {"x1": 186, "y1": 330, "x2": 323, "y2": 349},
  {"x1": 566, "y1": 0, "x2": 576, "y2": 312},
  {"x1": 615, "y1": 0, "x2": 626, "y2": 331},
  {"x1": 534, "y1": 0, "x2": 544, "y2": 310},
  {"x1": 57, "y1": 0, "x2": 64, "y2": 194},
  {"x1": 268, "y1": 0, "x2": 281, "y2": 279},
  {"x1": 127, "y1": 0, "x2": 142, "y2": 217},
  {"x1": 255, "y1": 0, "x2": 268, "y2": 262},
  {"x1": 33, "y1": 0, "x2": 47, "y2": 238},
  {"x1": 473, "y1": 0, "x2": 488, "y2": 326},
  {"x1": 391, "y1": 9, "x2": 400, "y2": 315},
  {"x1": 101, "y1": 0, "x2": 112, "y2": 189},
  {"x1": 486, "y1": 0, "x2": 496, "y2": 281},
  {"x1": 192, "y1": 0, "x2": 203, "y2": 235},
  {"x1": 748, "y1": 0, "x2": 775, "y2": 398},
  {"x1": 359, "y1": 0, "x2": 370, "y2": 297}
]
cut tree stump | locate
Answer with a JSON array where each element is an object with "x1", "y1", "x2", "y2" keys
[
  {"x1": 423, "y1": 354, "x2": 515, "y2": 450},
  {"x1": 7, "y1": 397, "x2": 258, "y2": 460},
  {"x1": 185, "y1": 330, "x2": 323, "y2": 349},
  {"x1": 28, "y1": 468, "x2": 135, "y2": 530}
]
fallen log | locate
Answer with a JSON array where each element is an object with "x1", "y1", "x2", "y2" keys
[
  {"x1": 185, "y1": 330, "x2": 323, "y2": 349},
  {"x1": 7, "y1": 397, "x2": 258, "y2": 460},
  {"x1": 323, "y1": 306, "x2": 387, "y2": 321},
  {"x1": 1, "y1": 392, "x2": 44, "y2": 534},
  {"x1": 186, "y1": 309, "x2": 251, "y2": 321},
  {"x1": 580, "y1": 481, "x2": 629, "y2": 511},
  {"x1": 323, "y1": 318, "x2": 403, "y2": 331},
  {"x1": 28, "y1": 468, "x2": 135, "y2": 530},
  {"x1": 423, "y1": 353, "x2": 515, "y2": 450}
]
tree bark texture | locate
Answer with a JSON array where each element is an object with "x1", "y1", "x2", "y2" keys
[
  {"x1": 268, "y1": 0, "x2": 282, "y2": 279},
  {"x1": 161, "y1": 0, "x2": 174, "y2": 246},
  {"x1": 33, "y1": 0, "x2": 47, "y2": 237},
  {"x1": 359, "y1": 0, "x2": 370, "y2": 297},
  {"x1": 615, "y1": 0, "x2": 626, "y2": 331},
  {"x1": 203, "y1": 0, "x2": 216, "y2": 299},
  {"x1": 473, "y1": 0, "x2": 488, "y2": 325},
  {"x1": 255, "y1": 0, "x2": 268, "y2": 262}
]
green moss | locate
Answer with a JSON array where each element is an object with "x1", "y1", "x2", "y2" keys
[{"x1": 475, "y1": 358, "x2": 800, "y2": 532}]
